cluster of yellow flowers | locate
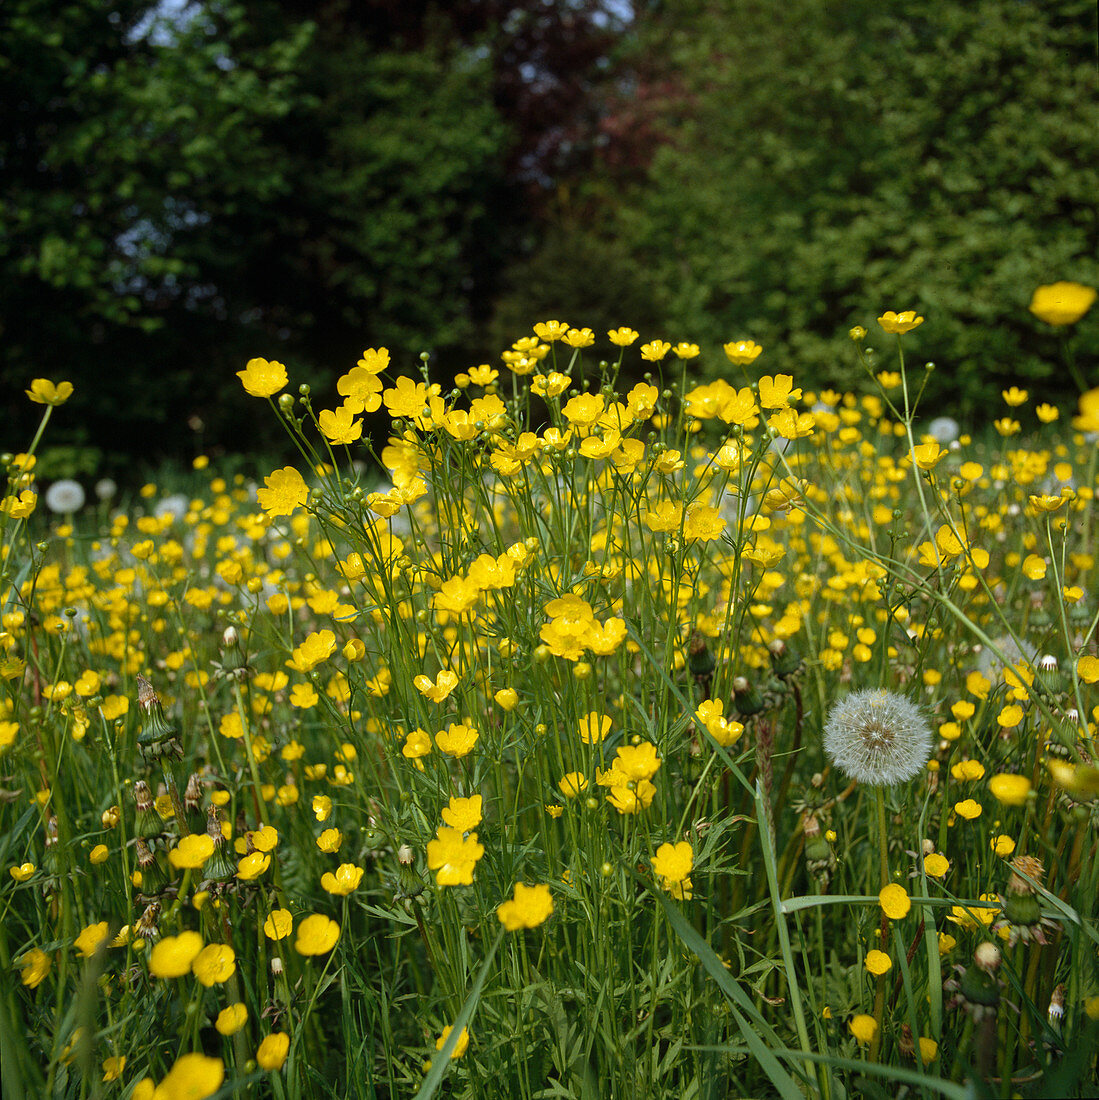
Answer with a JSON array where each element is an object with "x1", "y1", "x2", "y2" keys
[{"x1": 3, "y1": 291, "x2": 1098, "y2": 1096}]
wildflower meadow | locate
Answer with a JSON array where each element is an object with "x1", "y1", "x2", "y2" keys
[{"x1": 2, "y1": 294, "x2": 1099, "y2": 1099}]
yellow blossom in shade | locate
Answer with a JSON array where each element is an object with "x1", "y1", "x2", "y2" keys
[
  {"x1": 236, "y1": 358, "x2": 287, "y2": 397},
  {"x1": 950, "y1": 759, "x2": 985, "y2": 781},
  {"x1": 426, "y1": 827, "x2": 485, "y2": 886},
  {"x1": 1022, "y1": 554, "x2": 1047, "y2": 580},
  {"x1": 877, "y1": 311, "x2": 924, "y2": 334},
  {"x1": 497, "y1": 882, "x2": 554, "y2": 930},
  {"x1": 218, "y1": 712, "x2": 244, "y2": 739},
  {"x1": 216, "y1": 1003, "x2": 248, "y2": 1036},
  {"x1": 989, "y1": 773, "x2": 1031, "y2": 806},
  {"x1": 256, "y1": 1033, "x2": 290, "y2": 1072},
  {"x1": 996, "y1": 704, "x2": 1023, "y2": 729},
  {"x1": 757, "y1": 374, "x2": 802, "y2": 409},
  {"x1": 1028, "y1": 487, "x2": 1074, "y2": 513},
  {"x1": 10, "y1": 862, "x2": 35, "y2": 882},
  {"x1": 613, "y1": 742, "x2": 662, "y2": 781},
  {"x1": 251, "y1": 826, "x2": 279, "y2": 852},
  {"x1": 168, "y1": 833, "x2": 215, "y2": 870},
  {"x1": 948, "y1": 895, "x2": 999, "y2": 930},
  {"x1": 25, "y1": 378, "x2": 75, "y2": 405},
  {"x1": 316, "y1": 828, "x2": 343, "y2": 853},
  {"x1": 578, "y1": 711, "x2": 611, "y2": 744},
  {"x1": 723, "y1": 339, "x2": 762, "y2": 364},
  {"x1": 533, "y1": 319, "x2": 568, "y2": 341},
  {"x1": 651, "y1": 841, "x2": 693, "y2": 885},
  {"x1": 966, "y1": 670, "x2": 991, "y2": 699},
  {"x1": 608, "y1": 326, "x2": 639, "y2": 346},
  {"x1": 149, "y1": 931, "x2": 204, "y2": 978},
  {"x1": 414, "y1": 669, "x2": 459, "y2": 702},
  {"x1": 289, "y1": 682, "x2": 319, "y2": 708},
  {"x1": 74, "y1": 921, "x2": 110, "y2": 959},
  {"x1": 911, "y1": 442, "x2": 946, "y2": 470},
  {"x1": 640, "y1": 339, "x2": 672, "y2": 361},
  {"x1": 938, "y1": 932, "x2": 957, "y2": 954},
  {"x1": 286, "y1": 629, "x2": 336, "y2": 672},
  {"x1": 1001, "y1": 386, "x2": 1028, "y2": 406},
  {"x1": 1072, "y1": 388, "x2": 1099, "y2": 431},
  {"x1": 673, "y1": 341, "x2": 699, "y2": 359},
  {"x1": 441, "y1": 794, "x2": 483, "y2": 831},
  {"x1": 0, "y1": 490, "x2": 36, "y2": 519},
  {"x1": 99, "y1": 695, "x2": 128, "y2": 721},
  {"x1": 553, "y1": 327, "x2": 591, "y2": 350},
  {"x1": 879, "y1": 883, "x2": 911, "y2": 920},
  {"x1": 321, "y1": 863, "x2": 364, "y2": 895},
  {"x1": 682, "y1": 504, "x2": 725, "y2": 541},
  {"x1": 1029, "y1": 281, "x2": 1097, "y2": 325},
  {"x1": 865, "y1": 950, "x2": 892, "y2": 976},
  {"x1": 954, "y1": 799, "x2": 982, "y2": 820},
  {"x1": 991, "y1": 835, "x2": 1016, "y2": 858},
  {"x1": 435, "y1": 1026, "x2": 470, "y2": 1060},
  {"x1": 236, "y1": 852, "x2": 271, "y2": 880},
  {"x1": 607, "y1": 779, "x2": 656, "y2": 815},
  {"x1": 192, "y1": 943, "x2": 236, "y2": 987},
  {"x1": 435, "y1": 722, "x2": 478, "y2": 758},
  {"x1": 154, "y1": 1053, "x2": 224, "y2": 1100},
  {"x1": 494, "y1": 687, "x2": 519, "y2": 711},
  {"x1": 924, "y1": 852, "x2": 950, "y2": 877},
  {"x1": 336, "y1": 366, "x2": 383, "y2": 413},
  {"x1": 1077, "y1": 655, "x2": 1099, "y2": 684},
  {"x1": 295, "y1": 914, "x2": 340, "y2": 956},
  {"x1": 257, "y1": 466, "x2": 308, "y2": 518},
  {"x1": 401, "y1": 727, "x2": 432, "y2": 760},
  {"x1": 19, "y1": 948, "x2": 51, "y2": 988},
  {"x1": 1035, "y1": 402, "x2": 1059, "y2": 423},
  {"x1": 312, "y1": 795, "x2": 332, "y2": 822},
  {"x1": 561, "y1": 392, "x2": 605, "y2": 431},
  {"x1": 849, "y1": 1015, "x2": 878, "y2": 1044},
  {"x1": 102, "y1": 1055, "x2": 126, "y2": 1082},
  {"x1": 918, "y1": 1038, "x2": 938, "y2": 1063},
  {"x1": 558, "y1": 772, "x2": 589, "y2": 798},
  {"x1": 264, "y1": 910, "x2": 293, "y2": 940},
  {"x1": 318, "y1": 404, "x2": 363, "y2": 445}
]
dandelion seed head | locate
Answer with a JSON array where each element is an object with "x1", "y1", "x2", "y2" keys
[
  {"x1": 926, "y1": 416, "x2": 960, "y2": 445},
  {"x1": 823, "y1": 689, "x2": 932, "y2": 785},
  {"x1": 45, "y1": 479, "x2": 86, "y2": 513}
]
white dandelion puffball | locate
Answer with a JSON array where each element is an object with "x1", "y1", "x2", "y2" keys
[
  {"x1": 45, "y1": 479, "x2": 86, "y2": 514},
  {"x1": 926, "y1": 417, "x2": 960, "y2": 445},
  {"x1": 823, "y1": 689, "x2": 932, "y2": 785}
]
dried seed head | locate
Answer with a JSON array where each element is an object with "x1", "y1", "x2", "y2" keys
[{"x1": 137, "y1": 675, "x2": 159, "y2": 711}]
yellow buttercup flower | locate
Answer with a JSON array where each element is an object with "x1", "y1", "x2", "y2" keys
[
  {"x1": 879, "y1": 883, "x2": 911, "y2": 920},
  {"x1": 295, "y1": 913, "x2": 340, "y2": 956},
  {"x1": 849, "y1": 1014, "x2": 878, "y2": 1044},
  {"x1": 236, "y1": 358, "x2": 287, "y2": 397},
  {"x1": 1029, "y1": 281, "x2": 1096, "y2": 325},
  {"x1": 989, "y1": 773, "x2": 1031, "y2": 806},
  {"x1": 497, "y1": 882, "x2": 554, "y2": 931},
  {"x1": 723, "y1": 339, "x2": 762, "y2": 365},
  {"x1": 25, "y1": 378, "x2": 74, "y2": 406},
  {"x1": 864, "y1": 949, "x2": 891, "y2": 976},
  {"x1": 256, "y1": 1032, "x2": 290, "y2": 1071},
  {"x1": 877, "y1": 311, "x2": 924, "y2": 334},
  {"x1": 911, "y1": 442, "x2": 946, "y2": 471}
]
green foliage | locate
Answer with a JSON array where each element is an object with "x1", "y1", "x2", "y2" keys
[
  {"x1": 547, "y1": 0, "x2": 1099, "y2": 417},
  {"x1": 0, "y1": 1, "x2": 513, "y2": 467}
]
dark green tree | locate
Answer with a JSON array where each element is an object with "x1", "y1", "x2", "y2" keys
[
  {"x1": 3, "y1": 1, "x2": 628, "y2": 469},
  {"x1": 526, "y1": 0, "x2": 1099, "y2": 417}
]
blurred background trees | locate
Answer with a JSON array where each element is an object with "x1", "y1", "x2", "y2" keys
[{"x1": 2, "y1": 0, "x2": 1096, "y2": 472}]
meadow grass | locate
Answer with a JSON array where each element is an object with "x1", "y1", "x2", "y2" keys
[{"x1": 2, "y1": 317, "x2": 1098, "y2": 1099}]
